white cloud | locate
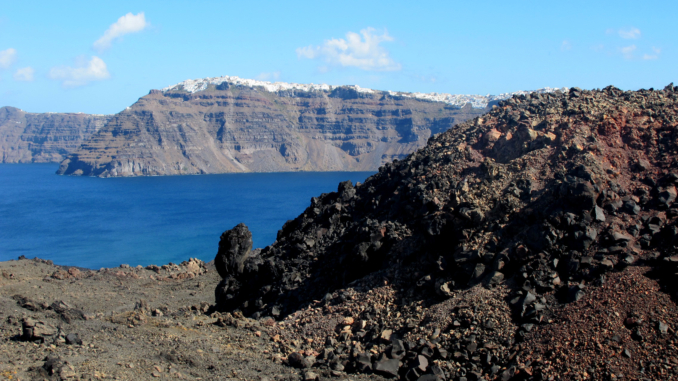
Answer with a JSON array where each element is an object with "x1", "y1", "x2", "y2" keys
[
  {"x1": 49, "y1": 56, "x2": 110, "y2": 87},
  {"x1": 621, "y1": 45, "x2": 636, "y2": 59},
  {"x1": 561, "y1": 40, "x2": 572, "y2": 51},
  {"x1": 643, "y1": 47, "x2": 661, "y2": 60},
  {"x1": 296, "y1": 28, "x2": 401, "y2": 71},
  {"x1": 619, "y1": 27, "x2": 641, "y2": 39},
  {"x1": 13, "y1": 67, "x2": 34, "y2": 81},
  {"x1": 0, "y1": 48, "x2": 17, "y2": 69},
  {"x1": 93, "y1": 12, "x2": 149, "y2": 51},
  {"x1": 256, "y1": 71, "x2": 281, "y2": 81}
]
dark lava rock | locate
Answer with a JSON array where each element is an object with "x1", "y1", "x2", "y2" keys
[
  {"x1": 42, "y1": 355, "x2": 65, "y2": 375},
  {"x1": 214, "y1": 223, "x2": 253, "y2": 278},
  {"x1": 373, "y1": 358, "x2": 401, "y2": 377},
  {"x1": 212, "y1": 85, "x2": 678, "y2": 379},
  {"x1": 287, "y1": 352, "x2": 313, "y2": 369},
  {"x1": 65, "y1": 333, "x2": 82, "y2": 345}
]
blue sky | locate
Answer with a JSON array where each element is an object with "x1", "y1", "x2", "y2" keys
[{"x1": 0, "y1": 1, "x2": 675, "y2": 114}]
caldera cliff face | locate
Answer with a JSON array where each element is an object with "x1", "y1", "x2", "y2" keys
[
  {"x1": 0, "y1": 106, "x2": 110, "y2": 163},
  {"x1": 56, "y1": 85, "x2": 488, "y2": 177}
]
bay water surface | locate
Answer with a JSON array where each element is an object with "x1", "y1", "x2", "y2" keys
[{"x1": 0, "y1": 164, "x2": 373, "y2": 269}]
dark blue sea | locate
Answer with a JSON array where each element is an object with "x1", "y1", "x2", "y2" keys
[{"x1": 0, "y1": 164, "x2": 374, "y2": 269}]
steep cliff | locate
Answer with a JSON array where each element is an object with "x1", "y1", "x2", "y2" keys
[
  {"x1": 57, "y1": 80, "x2": 494, "y2": 177},
  {"x1": 0, "y1": 107, "x2": 110, "y2": 163}
]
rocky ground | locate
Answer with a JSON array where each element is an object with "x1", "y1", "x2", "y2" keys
[
  {"x1": 5, "y1": 84, "x2": 678, "y2": 381},
  {"x1": 0, "y1": 257, "x2": 387, "y2": 381},
  {"x1": 211, "y1": 84, "x2": 678, "y2": 380}
]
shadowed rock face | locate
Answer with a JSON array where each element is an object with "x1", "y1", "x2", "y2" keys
[
  {"x1": 0, "y1": 106, "x2": 110, "y2": 163},
  {"x1": 214, "y1": 223, "x2": 253, "y2": 279},
  {"x1": 56, "y1": 86, "x2": 488, "y2": 177},
  {"x1": 212, "y1": 85, "x2": 678, "y2": 379}
]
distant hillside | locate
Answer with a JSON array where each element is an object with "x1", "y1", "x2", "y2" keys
[
  {"x1": 57, "y1": 76, "x2": 564, "y2": 177},
  {"x1": 0, "y1": 107, "x2": 110, "y2": 163}
]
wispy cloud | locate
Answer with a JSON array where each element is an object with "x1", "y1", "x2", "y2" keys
[
  {"x1": 297, "y1": 28, "x2": 401, "y2": 72},
  {"x1": 618, "y1": 27, "x2": 641, "y2": 40},
  {"x1": 13, "y1": 67, "x2": 34, "y2": 81},
  {"x1": 643, "y1": 47, "x2": 661, "y2": 60},
  {"x1": 49, "y1": 56, "x2": 110, "y2": 87},
  {"x1": 93, "y1": 12, "x2": 149, "y2": 51},
  {"x1": 0, "y1": 48, "x2": 17, "y2": 69},
  {"x1": 620, "y1": 45, "x2": 637, "y2": 59},
  {"x1": 561, "y1": 40, "x2": 572, "y2": 51},
  {"x1": 256, "y1": 71, "x2": 281, "y2": 81}
]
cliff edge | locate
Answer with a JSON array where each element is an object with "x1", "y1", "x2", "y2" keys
[
  {"x1": 0, "y1": 106, "x2": 110, "y2": 163},
  {"x1": 57, "y1": 81, "x2": 491, "y2": 177}
]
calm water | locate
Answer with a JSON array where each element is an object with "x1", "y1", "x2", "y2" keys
[{"x1": 0, "y1": 164, "x2": 374, "y2": 269}]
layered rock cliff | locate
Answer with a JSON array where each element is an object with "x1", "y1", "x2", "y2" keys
[
  {"x1": 0, "y1": 107, "x2": 110, "y2": 163},
  {"x1": 57, "y1": 82, "x2": 492, "y2": 177}
]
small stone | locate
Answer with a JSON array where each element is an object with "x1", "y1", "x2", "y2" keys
[
  {"x1": 612, "y1": 231, "x2": 633, "y2": 243},
  {"x1": 594, "y1": 206, "x2": 606, "y2": 222},
  {"x1": 389, "y1": 340, "x2": 406, "y2": 360},
  {"x1": 355, "y1": 353, "x2": 372, "y2": 372},
  {"x1": 373, "y1": 358, "x2": 401, "y2": 377},
  {"x1": 419, "y1": 346, "x2": 433, "y2": 358},
  {"x1": 659, "y1": 321, "x2": 669, "y2": 334},
  {"x1": 65, "y1": 333, "x2": 82, "y2": 345},
  {"x1": 414, "y1": 355, "x2": 428, "y2": 372},
  {"x1": 600, "y1": 259, "x2": 614, "y2": 270},
  {"x1": 380, "y1": 329, "x2": 393, "y2": 343},
  {"x1": 488, "y1": 271, "x2": 504, "y2": 286},
  {"x1": 287, "y1": 352, "x2": 312, "y2": 368}
]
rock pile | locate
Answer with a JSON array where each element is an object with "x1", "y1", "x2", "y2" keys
[{"x1": 214, "y1": 84, "x2": 678, "y2": 380}]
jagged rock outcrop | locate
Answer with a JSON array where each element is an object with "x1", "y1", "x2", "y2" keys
[
  {"x1": 0, "y1": 106, "x2": 110, "y2": 163},
  {"x1": 214, "y1": 84, "x2": 678, "y2": 380},
  {"x1": 214, "y1": 223, "x2": 253, "y2": 279},
  {"x1": 56, "y1": 83, "x2": 490, "y2": 177}
]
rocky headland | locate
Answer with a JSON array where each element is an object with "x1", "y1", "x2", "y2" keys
[
  {"x1": 0, "y1": 107, "x2": 110, "y2": 163},
  {"x1": 56, "y1": 76, "x2": 562, "y2": 177},
  {"x1": 3, "y1": 84, "x2": 678, "y2": 381}
]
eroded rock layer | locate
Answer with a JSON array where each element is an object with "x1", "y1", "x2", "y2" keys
[
  {"x1": 0, "y1": 106, "x2": 110, "y2": 163},
  {"x1": 56, "y1": 86, "x2": 487, "y2": 177},
  {"x1": 214, "y1": 84, "x2": 678, "y2": 380}
]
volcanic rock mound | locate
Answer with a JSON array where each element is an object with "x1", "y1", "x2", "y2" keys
[{"x1": 215, "y1": 84, "x2": 678, "y2": 380}]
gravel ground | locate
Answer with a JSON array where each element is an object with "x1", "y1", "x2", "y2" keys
[
  {"x1": 522, "y1": 266, "x2": 678, "y2": 381},
  {"x1": 0, "y1": 257, "x2": 385, "y2": 381}
]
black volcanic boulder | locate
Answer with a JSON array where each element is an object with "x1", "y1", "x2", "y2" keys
[
  {"x1": 214, "y1": 223, "x2": 253, "y2": 278},
  {"x1": 214, "y1": 223, "x2": 255, "y2": 311}
]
